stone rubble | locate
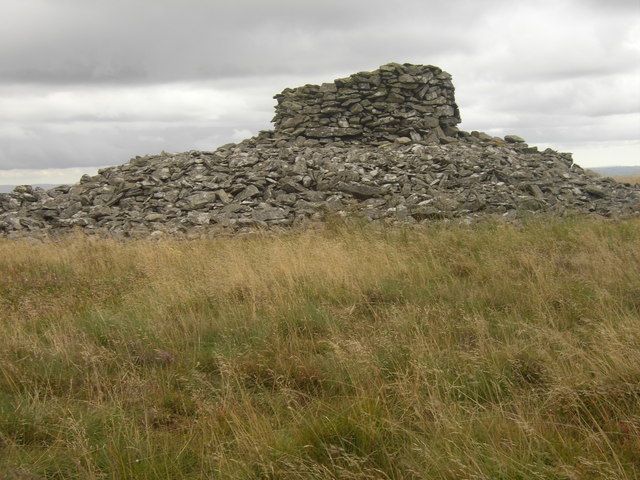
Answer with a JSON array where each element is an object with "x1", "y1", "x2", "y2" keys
[{"x1": 1, "y1": 63, "x2": 638, "y2": 237}]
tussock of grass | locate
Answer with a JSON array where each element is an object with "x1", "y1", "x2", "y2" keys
[{"x1": 1, "y1": 217, "x2": 639, "y2": 479}]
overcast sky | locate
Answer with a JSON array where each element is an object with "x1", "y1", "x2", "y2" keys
[{"x1": 1, "y1": 0, "x2": 639, "y2": 185}]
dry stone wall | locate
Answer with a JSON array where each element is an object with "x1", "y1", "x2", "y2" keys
[{"x1": 273, "y1": 63, "x2": 461, "y2": 144}]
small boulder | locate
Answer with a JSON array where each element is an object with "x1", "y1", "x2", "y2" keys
[{"x1": 504, "y1": 135, "x2": 526, "y2": 144}]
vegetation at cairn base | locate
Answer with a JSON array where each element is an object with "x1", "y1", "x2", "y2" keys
[{"x1": 1, "y1": 218, "x2": 639, "y2": 480}]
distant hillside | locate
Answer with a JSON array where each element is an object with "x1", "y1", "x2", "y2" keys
[{"x1": 591, "y1": 166, "x2": 640, "y2": 177}]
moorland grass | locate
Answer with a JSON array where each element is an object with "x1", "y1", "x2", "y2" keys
[
  {"x1": 0, "y1": 217, "x2": 639, "y2": 479},
  {"x1": 613, "y1": 175, "x2": 640, "y2": 185}
]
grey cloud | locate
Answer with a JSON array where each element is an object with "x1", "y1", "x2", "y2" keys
[
  {"x1": 1, "y1": 0, "x2": 636, "y2": 86},
  {"x1": 0, "y1": 121, "x2": 268, "y2": 170},
  {"x1": 465, "y1": 73, "x2": 640, "y2": 116},
  {"x1": 0, "y1": 0, "x2": 638, "y2": 175},
  {"x1": 582, "y1": 0, "x2": 640, "y2": 11},
  {"x1": 0, "y1": 0, "x2": 494, "y2": 84}
]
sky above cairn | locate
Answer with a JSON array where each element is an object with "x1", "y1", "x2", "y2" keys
[{"x1": 1, "y1": 0, "x2": 639, "y2": 185}]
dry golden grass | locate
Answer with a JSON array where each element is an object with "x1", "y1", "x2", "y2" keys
[
  {"x1": 613, "y1": 175, "x2": 640, "y2": 185},
  {"x1": 0, "y1": 217, "x2": 639, "y2": 479}
]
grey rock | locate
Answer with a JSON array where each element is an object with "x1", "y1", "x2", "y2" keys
[
  {"x1": 186, "y1": 211, "x2": 212, "y2": 225},
  {"x1": 184, "y1": 192, "x2": 217, "y2": 209},
  {"x1": 215, "y1": 189, "x2": 232, "y2": 204},
  {"x1": 145, "y1": 213, "x2": 166, "y2": 222},
  {"x1": 253, "y1": 206, "x2": 287, "y2": 222},
  {"x1": 235, "y1": 185, "x2": 260, "y2": 202},
  {"x1": 585, "y1": 185, "x2": 606, "y2": 198},
  {"x1": 338, "y1": 182, "x2": 387, "y2": 199},
  {"x1": 305, "y1": 126, "x2": 362, "y2": 138}
]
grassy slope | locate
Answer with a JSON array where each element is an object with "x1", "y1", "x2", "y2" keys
[
  {"x1": 0, "y1": 218, "x2": 639, "y2": 479},
  {"x1": 613, "y1": 175, "x2": 640, "y2": 185}
]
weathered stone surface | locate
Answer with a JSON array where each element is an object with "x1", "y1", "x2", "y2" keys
[
  {"x1": 184, "y1": 191, "x2": 217, "y2": 209},
  {"x1": 585, "y1": 185, "x2": 607, "y2": 198},
  {"x1": 144, "y1": 213, "x2": 166, "y2": 222},
  {"x1": 273, "y1": 63, "x2": 460, "y2": 144},
  {"x1": 1, "y1": 63, "x2": 638, "y2": 238},
  {"x1": 305, "y1": 127, "x2": 362, "y2": 138},
  {"x1": 505, "y1": 135, "x2": 526, "y2": 144},
  {"x1": 235, "y1": 185, "x2": 260, "y2": 202},
  {"x1": 337, "y1": 183, "x2": 387, "y2": 199},
  {"x1": 186, "y1": 211, "x2": 212, "y2": 225}
]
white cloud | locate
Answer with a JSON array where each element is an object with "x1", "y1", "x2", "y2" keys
[
  {"x1": 0, "y1": 166, "x2": 102, "y2": 186},
  {"x1": 231, "y1": 129, "x2": 254, "y2": 142},
  {"x1": 0, "y1": 83, "x2": 257, "y2": 123},
  {"x1": 567, "y1": 142, "x2": 640, "y2": 168}
]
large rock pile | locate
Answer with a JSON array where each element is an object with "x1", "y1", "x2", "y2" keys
[
  {"x1": 1, "y1": 63, "x2": 639, "y2": 237},
  {"x1": 273, "y1": 63, "x2": 460, "y2": 144}
]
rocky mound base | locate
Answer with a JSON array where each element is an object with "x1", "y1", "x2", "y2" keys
[
  {"x1": 2, "y1": 133, "x2": 638, "y2": 238},
  {"x1": 1, "y1": 63, "x2": 639, "y2": 238}
]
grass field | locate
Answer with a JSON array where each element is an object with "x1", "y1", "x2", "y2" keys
[
  {"x1": 613, "y1": 175, "x2": 640, "y2": 185},
  {"x1": 1, "y1": 218, "x2": 639, "y2": 479}
]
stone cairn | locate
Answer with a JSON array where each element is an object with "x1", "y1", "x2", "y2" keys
[
  {"x1": 1, "y1": 63, "x2": 639, "y2": 237},
  {"x1": 272, "y1": 63, "x2": 460, "y2": 144}
]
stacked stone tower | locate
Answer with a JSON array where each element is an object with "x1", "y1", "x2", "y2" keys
[{"x1": 273, "y1": 63, "x2": 461, "y2": 144}]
